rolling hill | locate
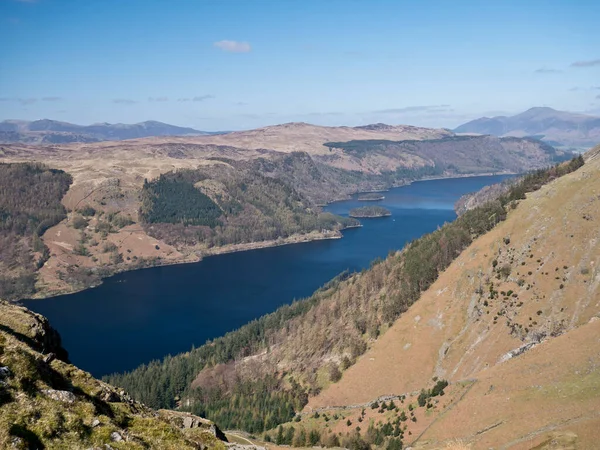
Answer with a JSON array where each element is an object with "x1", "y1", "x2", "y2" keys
[
  {"x1": 454, "y1": 107, "x2": 600, "y2": 148},
  {"x1": 0, "y1": 119, "x2": 214, "y2": 144}
]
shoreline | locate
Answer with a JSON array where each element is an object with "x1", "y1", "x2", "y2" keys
[
  {"x1": 27, "y1": 172, "x2": 505, "y2": 301},
  {"x1": 28, "y1": 228, "x2": 358, "y2": 301}
]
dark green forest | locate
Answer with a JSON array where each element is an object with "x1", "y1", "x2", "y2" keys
[
  {"x1": 0, "y1": 162, "x2": 72, "y2": 300},
  {"x1": 105, "y1": 156, "x2": 584, "y2": 434},
  {"x1": 140, "y1": 173, "x2": 222, "y2": 227}
]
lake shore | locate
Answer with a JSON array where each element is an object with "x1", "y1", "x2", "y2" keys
[{"x1": 29, "y1": 227, "x2": 359, "y2": 300}]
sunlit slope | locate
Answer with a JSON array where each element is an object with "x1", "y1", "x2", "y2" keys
[{"x1": 307, "y1": 147, "x2": 600, "y2": 447}]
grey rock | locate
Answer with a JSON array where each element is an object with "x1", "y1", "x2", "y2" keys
[
  {"x1": 42, "y1": 389, "x2": 76, "y2": 403},
  {"x1": 43, "y1": 353, "x2": 56, "y2": 364},
  {"x1": 0, "y1": 366, "x2": 10, "y2": 385},
  {"x1": 91, "y1": 419, "x2": 101, "y2": 428},
  {"x1": 110, "y1": 431, "x2": 123, "y2": 442}
]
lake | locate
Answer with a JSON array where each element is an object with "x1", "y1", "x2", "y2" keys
[{"x1": 23, "y1": 175, "x2": 512, "y2": 377}]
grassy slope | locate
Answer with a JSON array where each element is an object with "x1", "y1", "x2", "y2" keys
[
  {"x1": 303, "y1": 147, "x2": 600, "y2": 448},
  {"x1": 0, "y1": 301, "x2": 228, "y2": 450}
]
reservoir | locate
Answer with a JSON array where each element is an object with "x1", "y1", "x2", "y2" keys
[{"x1": 24, "y1": 175, "x2": 511, "y2": 377}]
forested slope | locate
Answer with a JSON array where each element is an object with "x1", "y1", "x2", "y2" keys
[
  {"x1": 140, "y1": 158, "x2": 358, "y2": 249},
  {"x1": 0, "y1": 163, "x2": 72, "y2": 300}
]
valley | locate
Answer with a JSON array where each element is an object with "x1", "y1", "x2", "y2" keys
[{"x1": 23, "y1": 175, "x2": 511, "y2": 377}]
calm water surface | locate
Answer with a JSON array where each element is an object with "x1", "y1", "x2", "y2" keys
[{"x1": 24, "y1": 175, "x2": 511, "y2": 376}]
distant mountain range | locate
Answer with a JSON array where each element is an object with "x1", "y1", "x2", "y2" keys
[
  {"x1": 0, "y1": 119, "x2": 222, "y2": 144},
  {"x1": 454, "y1": 107, "x2": 600, "y2": 148}
]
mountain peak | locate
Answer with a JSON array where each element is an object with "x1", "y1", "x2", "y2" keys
[{"x1": 454, "y1": 107, "x2": 600, "y2": 147}]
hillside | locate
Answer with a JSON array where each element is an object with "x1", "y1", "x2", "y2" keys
[
  {"x1": 0, "y1": 301, "x2": 232, "y2": 449},
  {"x1": 0, "y1": 163, "x2": 72, "y2": 301},
  {"x1": 303, "y1": 146, "x2": 600, "y2": 448},
  {"x1": 168, "y1": 122, "x2": 453, "y2": 157},
  {"x1": 0, "y1": 119, "x2": 212, "y2": 144},
  {"x1": 0, "y1": 156, "x2": 356, "y2": 299},
  {"x1": 455, "y1": 107, "x2": 600, "y2": 148}
]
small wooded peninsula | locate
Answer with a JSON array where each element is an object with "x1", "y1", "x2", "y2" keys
[
  {"x1": 349, "y1": 205, "x2": 392, "y2": 218},
  {"x1": 357, "y1": 192, "x2": 385, "y2": 201}
]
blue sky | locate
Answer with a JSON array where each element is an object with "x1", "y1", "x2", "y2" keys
[{"x1": 1, "y1": 0, "x2": 599, "y2": 130}]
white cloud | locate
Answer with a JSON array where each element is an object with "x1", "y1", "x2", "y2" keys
[
  {"x1": 571, "y1": 59, "x2": 600, "y2": 68},
  {"x1": 214, "y1": 40, "x2": 252, "y2": 53}
]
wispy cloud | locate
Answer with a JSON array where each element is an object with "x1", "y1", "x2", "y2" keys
[
  {"x1": 570, "y1": 59, "x2": 600, "y2": 68},
  {"x1": 214, "y1": 40, "x2": 252, "y2": 53},
  {"x1": 534, "y1": 68, "x2": 562, "y2": 74},
  {"x1": 113, "y1": 98, "x2": 138, "y2": 104},
  {"x1": 0, "y1": 97, "x2": 37, "y2": 105},
  {"x1": 569, "y1": 86, "x2": 600, "y2": 92},
  {"x1": 148, "y1": 96, "x2": 169, "y2": 102},
  {"x1": 193, "y1": 95, "x2": 214, "y2": 102},
  {"x1": 597, "y1": 94, "x2": 600, "y2": 99},
  {"x1": 374, "y1": 105, "x2": 452, "y2": 114},
  {"x1": 42, "y1": 96, "x2": 62, "y2": 102},
  {"x1": 177, "y1": 95, "x2": 214, "y2": 102},
  {"x1": 234, "y1": 102, "x2": 249, "y2": 106}
]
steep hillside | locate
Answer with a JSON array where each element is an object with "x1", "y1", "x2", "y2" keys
[
  {"x1": 320, "y1": 135, "x2": 566, "y2": 174},
  {"x1": 0, "y1": 301, "x2": 231, "y2": 449},
  {"x1": 0, "y1": 119, "x2": 211, "y2": 144},
  {"x1": 0, "y1": 163, "x2": 72, "y2": 300},
  {"x1": 455, "y1": 107, "x2": 600, "y2": 148},
  {"x1": 302, "y1": 147, "x2": 600, "y2": 448}
]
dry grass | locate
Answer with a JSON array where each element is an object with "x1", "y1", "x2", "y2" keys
[{"x1": 305, "y1": 153, "x2": 600, "y2": 448}]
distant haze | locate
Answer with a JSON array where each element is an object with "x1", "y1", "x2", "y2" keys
[{"x1": 0, "y1": 119, "x2": 222, "y2": 144}]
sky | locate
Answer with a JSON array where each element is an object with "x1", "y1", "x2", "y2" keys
[{"x1": 1, "y1": 0, "x2": 599, "y2": 131}]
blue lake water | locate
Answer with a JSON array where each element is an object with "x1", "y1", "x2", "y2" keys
[{"x1": 23, "y1": 175, "x2": 512, "y2": 377}]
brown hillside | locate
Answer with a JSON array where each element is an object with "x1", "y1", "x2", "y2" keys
[
  {"x1": 306, "y1": 148, "x2": 600, "y2": 448},
  {"x1": 161, "y1": 122, "x2": 453, "y2": 156}
]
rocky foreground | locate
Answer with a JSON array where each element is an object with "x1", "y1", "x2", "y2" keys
[{"x1": 0, "y1": 300, "x2": 264, "y2": 450}]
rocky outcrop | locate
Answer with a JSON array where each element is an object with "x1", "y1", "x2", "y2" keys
[
  {"x1": 0, "y1": 300, "x2": 227, "y2": 449},
  {"x1": 0, "y1": 300, "x2": 69, "y2": 361},
  {"x1": 454, "y1": 178, "x2": 516, "y2": 215}
]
